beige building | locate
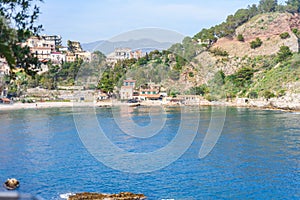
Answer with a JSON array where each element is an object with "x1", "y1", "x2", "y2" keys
[
  {"x1": 50, "y1": 52, "x2": 66, "y2": 64},
  {"x1": 120, "y1": 79, "x2": 136, "y2": 100},
  {"x1": 107, "y1": 48, "x2": 145, "y2": 63},
  {"x1": 120, "y1": 86, "x2": 134, "y2": 100},
  {"x1": 76, "y1": 51, "x2": 92, "y2": 62},
  {"x1": 66, "y1": 53, "x2": 77, "y2": 62},
  {"x1": 23, "y1": 36, "x2": 55, "y2": 61}
]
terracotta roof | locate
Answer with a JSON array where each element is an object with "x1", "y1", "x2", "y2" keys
[{"x1": 0, "y1": 98, "x2": 11, "y2": 102}]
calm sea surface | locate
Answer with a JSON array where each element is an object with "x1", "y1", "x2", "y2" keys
[{"x1": 0, "y1": 106, "x2": 299, "y2": 199}]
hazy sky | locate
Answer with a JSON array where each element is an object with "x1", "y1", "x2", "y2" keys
[{"x1": 38, "y1": 0, "x2": 286, "y2": 44}]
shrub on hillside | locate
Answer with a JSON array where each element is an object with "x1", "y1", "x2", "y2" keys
[
  {"x1": 280, "y1": 32, "x2": 290, "y2": 39},
  {"x1": 237, "y1": 34, "x2": 245, "y2": 42},
  {"x1": 248, "y1": 91, "x2": 258, "y2": 99},
  {"x1": 188, "y1": 84, "x2": 209, "y2": 95},
  {"x1": 276, "y1": 45, "x2": 293, "y2": 62},
  {"x1": 210, "y1": 47, "x2": 229, "y2": 56},
  {"x1": 292, "y1": 28, "x2": 300, "y2": 38},
  {"x1": 188, "y1": 72, "x2": 194, "y2": 77},
  {"x1": 250, "y1": 38, "x2": 263, "y2": 49},
  {"x1": 263, "y1": 90, "x2": 275, "y2": 100}
]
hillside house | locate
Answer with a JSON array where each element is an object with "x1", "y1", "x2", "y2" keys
[{"x1": 120, "y1": 79, "x2": 136, "y2": 100}]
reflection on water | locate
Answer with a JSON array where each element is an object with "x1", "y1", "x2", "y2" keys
[{"x1": 0, "y1": 107, "x2": 299, "y2": 199}]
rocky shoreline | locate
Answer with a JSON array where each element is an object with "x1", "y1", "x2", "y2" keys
[
  {"x1": 0, "y1": 97, "x2": 299, "y2": 112},
  {"x1": 68, "y1": 192, "x2": 146, "y2": 200}
]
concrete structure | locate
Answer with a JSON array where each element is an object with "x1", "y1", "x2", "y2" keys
[
  {"x1": 22, "y1": 36, "x2": 55, "y2": 61},
  {"x1": 137, "y1": 83, "x2": 162, "y2": 101},
  {"x1": 106, "y1": 48, "x2": 146, "y2": 63},
  {"x1": 120, "y1": 86, "x2": 134, "y2": 100},
  {"x1": 115, "y1": 48, "x2": 131, "y2": 60},
  {"x1": 123, "y1": 79, "x2": 136, "y2": 87},
  {"x1": 75, "y1": 51, "x2": 92, "y2": 62},
  {"x1": 120, "y1": 79, "x2": 136, "y2": 100},
  {"x1": 66, "y1": 53, "x2": 77, "y2": 62},
  {"x1": 138, "y1": 88, "x2": 161, "y2": 100},
  {"x1": 177, "y1": 95, "x2": 204, "y2": 104},
  {"x1": 130, "y1": 49, "x2": 144, "y2": 59},
  {"x1": 50, "y1": 52, "x2": 66, "y2": 64},
  {"x1": 41, "y1": 35, "x2": 62, "y2": 47},
  {"x1": 97, "y1": 93, "x2": 109, "y2": 101}
]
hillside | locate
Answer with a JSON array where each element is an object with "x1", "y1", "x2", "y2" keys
[
  {"x1": 82, "y1": 39, "x2": 176, "y2": 54},
  {"x1": 213, "y1": 12, "x2": 300, "y2": 57}
]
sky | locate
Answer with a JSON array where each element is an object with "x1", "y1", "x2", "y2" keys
[{"x1": 37, "y1": 0, "x2": 286, "y2": 45}]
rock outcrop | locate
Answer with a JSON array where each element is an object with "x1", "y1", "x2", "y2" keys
[
  {"x1": 68, "y1": 192, "x2": 146, "y2": 200},
  {"x1": 3, "y1": 178, "x2": 20, "y2": 190},
  {"x1": 213, "y1": 13, "x2": 300, "y2": 57}
]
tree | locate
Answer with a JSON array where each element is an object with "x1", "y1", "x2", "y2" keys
[
  {"x1": 189, "y1": 85, "x2": 209, "y2": 95},
  {"x1": 0, "y1": 0, "x2": 43, "y2": 75},
  {"x1": 212, "y1": 70, "x2": 225, "y2": 86},
  {"x1": 227, "y1": 67, "x2": 255, "y2": 88},
  {"x1": 168, "y1": 69, "x2": 180, "y2": 81},
  {"x1": 263, "y1": 90, "x2": 275, "y2": 100},
  {"x1": 258, "y1": 0, "x2": 278, "y2": 13},
  {"x1": 276, "y1": 45, "x2": 293, "y2": 62},
  {"x1": 285, "y1": 0, "x2": 300, "y2": 13},
  {"x1": 0, "y1": 16, "x2": 17, "y2": 67}
]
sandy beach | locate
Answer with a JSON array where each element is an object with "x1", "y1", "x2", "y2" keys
[
  {"x1": 0, "y1": 98, "x2": 299, "y2": 112},
  {"x1": 0, "y1": 102, "x2": 75, "y2": 111}
]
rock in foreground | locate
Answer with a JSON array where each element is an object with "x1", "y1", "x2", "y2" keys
[
  {"x1": 3, "y1": 178, "x2": 20, "y2": 190},
  {"x1": 68, "y1": 192, "x2": 146, "y2": 200}
]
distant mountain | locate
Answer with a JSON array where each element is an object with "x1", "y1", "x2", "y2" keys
[
  {"x1": 81, "y1": 40, "x2": 105, "y2": 52},
  {"x1": 81, "y1": 39, "x2": 176, "y2": 55}
]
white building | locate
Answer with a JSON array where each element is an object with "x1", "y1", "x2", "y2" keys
[
  {"x1": 120, "y1": 86, "x2": 134, "y2": 100},
  {"x1": 50, "y1": 52, "x2": 66, "y2": 64},
  {"x1": 106, "y1": 48, "x2": 145, "y2": 63},
  {"x1": 120, "y1": 79, "x2": 136, "y2": 100},
  {"x1": 41, "y1": 34, "x2": 62, "y2": 47},
  {"x1": 23, "y1": 36, "x2": 55, "y2": 61}
]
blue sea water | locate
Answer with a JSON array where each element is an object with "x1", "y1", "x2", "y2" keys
[{"x1": 0, "y1": 106, "x2": 299, "y2": 199}]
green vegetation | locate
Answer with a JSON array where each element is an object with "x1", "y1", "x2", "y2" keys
[
  {"x1": 3, "y1": 0, "x2": 300, "y2": 103},
  {"x1": 276, "y1": 46, "x2": 293, "y2": 62},
  {"x1": 258, "y1": 0, "x2": 278, "y2": 13},
  {"x1": 292, "y1": 28, "x2": 300, "y2": 38},
  {"x1": 250, "y1": 54, "x2": 300, "y2": 96},
  {"x1": 209, "y1": 47, "x2": 229, "y2": 56},
  {"x1": 237, "y1": 34, "x2": 245, "y2": 42},
  {"x1": 193, "y1": 0, "x2": 299, "y2": 47},
  {"x1": 263, "y1": 90, "x2": 276, "y2": 99},
  {"x1": 193, "y1": 5, "x2": 259, "y2": 45},
  {"x1": 187, "y1": 85, "x2": 209, "y2": 95},
  {"x1": 285, "y1": 0, "x2": 300, "y2": 13},
  {"x1": 0, "y1": 0, "x2": 42, "y2": 75},
  {"x1": 280, "y1": 32, "x2": 290, "y2": 39},
  {"x1": 250, "y1": 38, "x2": 263, "y2": 49}
]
